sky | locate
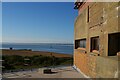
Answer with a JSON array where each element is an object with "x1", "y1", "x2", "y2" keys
[
  {"x1": 0, "y1": 2, "x2": 2, "y2": 43},
  {"x1": 2, "y1": 2, "x2": 78, "y2": 43}
]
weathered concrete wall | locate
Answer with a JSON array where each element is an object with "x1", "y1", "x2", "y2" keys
[
  {"x1": 74, "y1": 2, "x2": 119, "y2": 56},
  {"x1": 87, "y1": 53, "x2": 97, "y2": 78},
  {"x1": 96, "y1": 56, "x2": 119, "y2": 78},
  {"x1": 74, "y1": 9, "x2": 87, "y2": 40},
  {"x1": 74, "y1": 2, "x2": 120, "y2": 78},
  {"x1": 87, "y1": 54, "x2": 119, "y2": 78},
  {"x1": 106, "y1": 3, "x2": 119, "y2": 33},
  {"x1": 119, "y1": 2, "x2": 120, "y2": 32},
  {"x1": 88, "y1": 2, "x2": 119, "y2": 56},
  {"x1": 74, "y1": 51, "x2": 119, "y2": 78}
]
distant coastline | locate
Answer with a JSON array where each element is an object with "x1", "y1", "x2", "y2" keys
[
  {"x1": 1, "y1": 42, "x2": 74, "y2": 45},
  {"x1": 1, "y1": 49, "x2": 72, "y2": 58},
  {"x1": 1, "y1": 43, "x2": 74, "y2": 55}
]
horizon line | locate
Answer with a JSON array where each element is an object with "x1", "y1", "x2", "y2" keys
[{"x1": 1, "y1": 42, "x2": 74, "y2": 44}]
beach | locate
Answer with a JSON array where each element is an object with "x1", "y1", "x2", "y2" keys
[{"x1": 1, "y1": 49, "x2": 72, "y2": 58}]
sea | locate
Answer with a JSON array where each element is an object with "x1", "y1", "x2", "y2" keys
[{"x1": 0, "y1": 43, "x2": 74, "y2": 55}]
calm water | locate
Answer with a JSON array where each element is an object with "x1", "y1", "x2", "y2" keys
[{"x1": 1, "y1": 43, "x2": 74, "y2": 55}]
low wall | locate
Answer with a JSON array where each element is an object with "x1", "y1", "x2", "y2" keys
[
  {"x1": 74, "y1": 49, "x2": 119, "y2": 78},
  {"x1": 96, "y1": 56, "x2": 119, "y2": 78},
  {"x1": 74, "y1": 49, "x2": 89, "y2": 76}
]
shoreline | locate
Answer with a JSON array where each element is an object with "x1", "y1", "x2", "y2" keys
[{"x1": 1, "y1": 49, "x2": 73, "y2": 58}]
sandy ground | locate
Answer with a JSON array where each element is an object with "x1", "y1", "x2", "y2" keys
[
  {"x1": 2, "y1": 66, "x2": 85, "y2": 78},
  {"x1": 1, "y1": 49, "x2": 72, "y2": 58}
]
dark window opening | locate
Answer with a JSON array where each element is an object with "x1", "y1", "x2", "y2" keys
[
  {"x1": 75, "y1": 39, "x2": 86, "y2": 49},
  {"x1": 75, "y1": 40, "x2": 79, "y2": 49},
  {"x1": 108, "y1": 32, "x2": 120, "y2": 56},
  {"x1": 91, "y1": 36, "x2": 99, "y2": 52},
  {"x1": 87, "y1": 6, "x2": 89, "y2": 23}
]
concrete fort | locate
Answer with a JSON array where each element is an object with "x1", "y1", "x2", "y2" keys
[{"x1": 74, "y1": 1, "x2": 120, "y2": 78}]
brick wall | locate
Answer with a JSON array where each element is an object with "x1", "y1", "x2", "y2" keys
[{"x1": 74, "y1": 49, "x2": 89, "y2": 76}]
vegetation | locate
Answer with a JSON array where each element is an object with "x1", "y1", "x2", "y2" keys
[{"x1": 2, "y1": 55, "x2": 73, "y2": 72}]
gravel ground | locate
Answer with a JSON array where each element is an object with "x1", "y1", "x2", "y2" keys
[{"x1": 2, "y1": 66, "x2": 85, "y2": 78}]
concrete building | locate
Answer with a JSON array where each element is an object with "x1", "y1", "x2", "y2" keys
[{"x1": 74, "y1": 1, "x2": 120, "y2": 78}]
